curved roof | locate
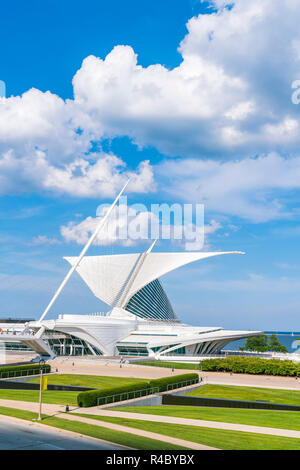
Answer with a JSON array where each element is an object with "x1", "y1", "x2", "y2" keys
[{"x1": 64, "y1": 251, "x2": 243, "y2": 312}]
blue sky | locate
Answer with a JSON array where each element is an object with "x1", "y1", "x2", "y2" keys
[{"x1": 1, "y1": 0, "x2": 300, "y2": 330}]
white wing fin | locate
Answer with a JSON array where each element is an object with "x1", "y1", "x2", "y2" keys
[{"x1": 65, "y1": 251, "x2": 244, "y2": 308}]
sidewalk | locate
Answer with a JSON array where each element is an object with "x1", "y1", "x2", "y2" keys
[
  {"x1": 0, "y1": 399, "x2": 216, "y2": 450},
  {"x1": 1, "y1": 398, "x2": 300, "y2": 441},
  {"x1": 78, "y1": 408, "x2": 300, "y2": 440}
]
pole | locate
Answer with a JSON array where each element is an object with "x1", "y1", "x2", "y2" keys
[
  {"x1": 38, "y1": 179, "x2": 130, "y2": 324},
  {"x1": 38, "y1": 360, "x2": 45, "y2": 421}
]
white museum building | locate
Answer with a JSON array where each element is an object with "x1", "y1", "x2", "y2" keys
[
  {"x1": 0, "y1": 249, "x2": 261, "y2": 360},
  {"x1": 0, "y1": 184, "x2": 261, "y2": 361}
]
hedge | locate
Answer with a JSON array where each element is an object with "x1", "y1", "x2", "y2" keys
[
  {"x1": 77, "y1": 373, "x2": 200, "y2": 407},
  {"x1": 149, "y1": 373, "x2": 199, "y2": 392},
  {"x1": 77, "y1": 381, "x2": 150, "y2": 407},
  {"x1": 200, "y1": 356, "x2": 300, "y2": 377},
  {"x1": 0, "y1": 363, "x2": 51, "y2": 379}
]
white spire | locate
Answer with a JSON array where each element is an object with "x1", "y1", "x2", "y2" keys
[{"x1": 38, "y1": 179, "x2": 131, "y2": 324}]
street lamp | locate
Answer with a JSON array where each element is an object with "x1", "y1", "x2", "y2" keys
[{"x1": 38, "y1": 359, "x2": 45, "y2": 421}]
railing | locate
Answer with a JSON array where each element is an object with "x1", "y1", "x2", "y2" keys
[
  {"x1": 166, "y1": 378, "x2": 199, "y2": 391},
  {"x1": 97, "y1": 387, "x2": 159, "y2": 407},
  {"x1": 0, "y1": 368, "x2": 47, "y2": 379}
]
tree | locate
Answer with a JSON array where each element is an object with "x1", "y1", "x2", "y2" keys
[
  {"x1": 268, "y1": 334, "x2": 288, "y2": 353},
  {"x1": 243, "y1": 335, "x2": 269, "y2": 352}
]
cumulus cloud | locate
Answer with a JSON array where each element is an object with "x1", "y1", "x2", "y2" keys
[
  {"x1": 157, "y1": 152, "x2": 300, "y2": 222},
  {"x1": 0, "y1": 147, "x2": 154, "y2": 197},
  {"x1": 71, "y1": 0, "x2": 300, "y2": 157},
  {"x1": 1, "y1": 0, "x2": 300, "y2": 207},
  {"x1": 0, "y1": 88, "x2": 154, "y2": 197}
]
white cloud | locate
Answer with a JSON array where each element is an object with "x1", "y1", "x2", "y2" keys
[
  {"x1": 0, "y1": 86, "x2": 154, "y2": 197},
  {"x1": 158, "y1": 152, "x2": 300, "y2": 222},
  {"x1": 60, "y1": 205, "x2": 154, "y2": 247},
  {"x1": 29, "y1": 235, "x2": 61, "y2": 246},
  {"x1": 70, "y1": 0, "x2": 300, "y2": 157},
  {"x1": 0, "y1": 147, "x2": 154, "y2": 197},
  {"x1": 1, "y1": 0, "x2": 300, "y2": 206},
  {"x1": 60, "y1": 201, "x2": 222, "y2": 250}
]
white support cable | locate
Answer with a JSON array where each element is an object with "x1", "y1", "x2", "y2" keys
[{"x1": 37, "y1": 179, "x2": 131, "y2": 325}]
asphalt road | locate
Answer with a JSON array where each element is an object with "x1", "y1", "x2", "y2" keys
[{"x1": 0, "y1": 417, "x2": 122, "y2": 450}]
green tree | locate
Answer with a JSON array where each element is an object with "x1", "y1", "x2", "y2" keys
[
  {"x1": 243, "y1": 335, "x2": 269, "y2": 352},
  {"x1": 268, "y1": 334, "x2": 288, "y2": 353}
]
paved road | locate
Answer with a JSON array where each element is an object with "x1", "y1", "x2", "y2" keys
[{"x1": 0, "y1": 416, "x2": 122, "y2": 450}]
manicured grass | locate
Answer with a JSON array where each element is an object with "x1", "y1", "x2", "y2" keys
[
  {"x1": 0, "y1": 389, "x2": 78, "y2": 405},
  {"x1": 136, "y1": 361, "x2": 198, "y2": 370},
  {"x1": 0, "y1": 406, "x2": 185, "y2": 450},
  {"x1": 186, "y1": 384, "x2": 300, "y2": 406},
  {"x1": 29, "y1": 374, "x2": 147, "y2": 389},
  {"x1": 112, "y1": 405, "x2": 300, "y2": 431},
  {"x1": 78, "y1": 414, "x2": 300, "y2": 450}
]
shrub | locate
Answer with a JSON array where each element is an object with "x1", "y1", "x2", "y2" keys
[
  {"x1": 200, "y1": 357, "x2": 300, "y2": 377},
  {"x1": 77, "y1": 373, "x2": 200, "y2": 407},
  {"x1": 77, "y1": 381, "x2": 150, "y2": 407},
  {"x1": 149, "y1": 373, "x2": 199, "y2": 392},
  {"x1": 0, "y1": 363, "x2": 50, "y2": 379}
]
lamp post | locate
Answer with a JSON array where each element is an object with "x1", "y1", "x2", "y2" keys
[{"x1": 38, "y1": 359, "x2": 45, "y2": 421}]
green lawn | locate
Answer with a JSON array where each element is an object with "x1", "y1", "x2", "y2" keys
[
  {"x1": 136, "y1": 361, "x2": 198, "y2": 370},
  {"x1": 0, "y1": 406, "x2": 184, "y2": 450},
  {"x1": 111, "y1": 405, "x2": 300, "y2": 431},
  {"x1": 29, "y1": 374, "x2": 147, "y2": 389},
  {"x1": 78, "y1": 413, "x2": 300, "y2": 450},
  {"x1": 186, "y1": 384, "x2": 300, "y2": 406},
  {"x1": 0, "y1": 389, "x2": 78, "y2": 405},
  {"x1": 0, "y1": 375, "x2": 148, "y2": 406}
]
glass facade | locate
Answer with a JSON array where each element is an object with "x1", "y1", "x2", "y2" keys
[
  {"x1": 44, "y1": 332, "x2": 103, "y2": 356},
  {"x1": 116, "y1": 345, "x2": 149, "y2": 356},
  {"x1": 125, "y1": 278, "x2": 178, "y2": 322},
  {"x1": 0, "y1": 342, "x2": 31, "y2": 351}
]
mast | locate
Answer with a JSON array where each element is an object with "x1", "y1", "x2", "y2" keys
[{"x1": 37, "y1": 179, "x2": 130, "y2": 324}]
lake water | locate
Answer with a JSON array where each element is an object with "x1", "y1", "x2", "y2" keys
[{"x1": 223, "y1": 331, "x2": 300, "y2": 353}]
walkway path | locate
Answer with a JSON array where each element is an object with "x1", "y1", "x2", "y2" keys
[
  {"x1": 0, "y1": 399, "x2": 215, "y2": 450},
  {"x1": 79, "y1": 408, "x2": 300, "y2": 440},
  {"x1": 1, "y1": 398, "x2": 300, "y2": 441},
  {"x1": 3, "y1": 352, "x2": 300, "y2": 389}
]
